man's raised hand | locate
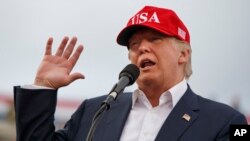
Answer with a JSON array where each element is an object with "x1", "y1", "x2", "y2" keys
[{"x1": 34, "y1": 36, "x2": 84, "y2": 89}]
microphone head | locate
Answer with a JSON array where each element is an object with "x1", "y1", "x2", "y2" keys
[{"x1": 119, "y1": 64, "x2": 140, "y2": 85}]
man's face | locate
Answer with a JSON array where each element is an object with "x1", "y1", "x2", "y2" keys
[{"x1": 128, "y1": 28, "x2": 183, "y2": 90}]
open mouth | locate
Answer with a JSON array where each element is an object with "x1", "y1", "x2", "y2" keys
[{"x1": 140, "y1": 59, "x2": 156, "y2": 69}]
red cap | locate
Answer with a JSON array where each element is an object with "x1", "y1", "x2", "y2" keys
[{"x1": 116, "y1": 6, "x2": 190, "y2": 46}]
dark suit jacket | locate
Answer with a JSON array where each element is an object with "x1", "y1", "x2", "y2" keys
[{"x1": 14, "y1": 85, "x2": 247, "y2": 141}]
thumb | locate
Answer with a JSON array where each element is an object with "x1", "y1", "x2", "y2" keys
[{"x1": 69, "y1": 72, "x2": 85, "y2": 83}]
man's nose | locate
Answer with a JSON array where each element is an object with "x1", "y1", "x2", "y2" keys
[{"x1": 138, "y1": 40, "x2": 151, "y2": 54}]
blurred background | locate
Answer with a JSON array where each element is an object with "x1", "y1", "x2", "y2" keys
[{"x1": 0, "y1": 0, "x2": 250, "y2": 140}]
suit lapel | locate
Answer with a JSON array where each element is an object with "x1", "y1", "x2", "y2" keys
[
  {"x1": 93, "y1": 93, "x2": 132, "y2": 141},
  {"x1": 155, "y1": 86, "x2": 200, "y2": 141}
]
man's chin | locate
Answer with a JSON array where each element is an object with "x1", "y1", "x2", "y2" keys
[{"x1": 137, "y1": 74, "x2": 158, "y2": 86}]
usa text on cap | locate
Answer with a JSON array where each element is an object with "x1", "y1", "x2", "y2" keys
[{"x1": 116, "y1": 6, "x2": 190, "y2": 46}]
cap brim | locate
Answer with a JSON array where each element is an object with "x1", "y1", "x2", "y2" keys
[
  {"x1": 116, "y1": 24, "x2": 175, "y2": 46},
  {"x1": 116, "y1": 25, "x2": 144, "y2": 46}
]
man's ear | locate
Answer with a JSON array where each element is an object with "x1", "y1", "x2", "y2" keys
[{"x1": 178, "y1": 47, "x2": 191, "y2": 64}]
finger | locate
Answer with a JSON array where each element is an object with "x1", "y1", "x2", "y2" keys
[
  {"x1": 45, "y1": 37, "x2": 53, "y2": 55},
  {"x1": 55, "y1": 36, "x2": 69, "y2": 56},
  {"x1": 62, "y1": 36, "x2": 77, "y2": 59},
  {"x1": 68, "y1": 45, "x2": 84, "y2": 70},
  {"x1": 69, "y1": 72, "x2": 85, "y2": 82}
]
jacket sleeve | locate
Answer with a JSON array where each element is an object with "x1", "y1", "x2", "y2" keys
[
  {"x1": 215, "y1": 111, "x2": 248, "y2": 141},
  {"x1": 14, "y1": 86, "x2": 66, "y2": 141}
]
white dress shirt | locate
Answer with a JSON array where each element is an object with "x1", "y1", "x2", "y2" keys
[{"x1": 120, "y1": 79, "x2": 187, "y2": 141}]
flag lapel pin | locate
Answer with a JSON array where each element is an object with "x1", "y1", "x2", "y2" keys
[{"x1": 182, "y1": 113, "x2": 191, "y2": 122}]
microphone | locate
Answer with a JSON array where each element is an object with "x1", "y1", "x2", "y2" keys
[
  {"x1": 86, "y1": 64, "x2": 139, "y2": 141},
  {"x1": 103, "y1": 64, "x2": 140, "y2": 105}
]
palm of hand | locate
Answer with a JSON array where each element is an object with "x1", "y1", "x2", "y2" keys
[{"x1": 34, "y1": 37, "x2": 84, "y2": 89}]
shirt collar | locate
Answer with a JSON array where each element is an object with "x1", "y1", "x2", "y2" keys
[
  {"x1": 168, "y1": 78, "x2": 187, "y2": 107},
  {"x1": 131, "y1": 78, "x2": 187, "y2": 108}
]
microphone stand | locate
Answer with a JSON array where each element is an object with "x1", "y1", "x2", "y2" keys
[
  {"x1": 85, "y1": 103, "x2": 108, "y2": 141},
  {"x1": 86, "y1": 64, "x2": 139, "y2": 141},
  {"x1": 86, "y1": 84, "x2": 122, "y2": 141}
]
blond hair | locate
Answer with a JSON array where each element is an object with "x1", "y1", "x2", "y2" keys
[{"x1": 174, "y1": 38, "x2": 193, "y2": 80}]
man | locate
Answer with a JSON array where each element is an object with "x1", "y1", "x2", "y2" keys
[{"x1": 14, "y1": 6, "x2": 247, "y2": 141}]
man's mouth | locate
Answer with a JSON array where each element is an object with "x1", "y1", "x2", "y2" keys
[{"x1": 140, "y1": 59, "x2": 156, "y2": 69}]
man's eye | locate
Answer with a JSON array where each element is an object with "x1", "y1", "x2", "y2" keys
[
  {"x1": 129, "y1": 42, "x2": 139, "y2": 48},
  {"x1": 149, "y1": 37, "x2": 162, "y2": 42}
]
